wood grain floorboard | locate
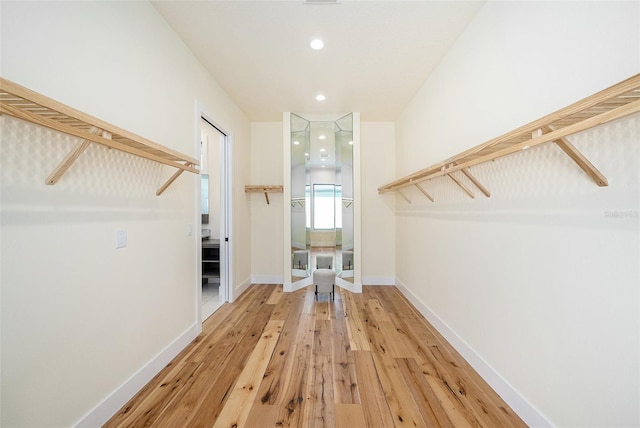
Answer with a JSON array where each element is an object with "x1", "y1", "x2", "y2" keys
[{"x1": 104, "y1": 284, "x2": 527, "y2": 428}]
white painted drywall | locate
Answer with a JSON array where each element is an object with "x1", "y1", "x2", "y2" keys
[
  {"x1": 394, "y1": 1, "x2": 639, "y2": 426},
  {"x1": 0, "y1": 1, "x2": 250, "y2": 426},
  {"x1": 250, "y1": 122, "x2": 285, "y2": 280},
  {"x1": 361, "y1": 122, "x2": 396, "y2": 285}
]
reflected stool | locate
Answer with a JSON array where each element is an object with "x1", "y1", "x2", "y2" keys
[
  {"x1": 292, "y1": 250, "x2": 308, "y2": 269},
  {"x1": 342, "y1": 250, "x2": 353, "y2": 270}
]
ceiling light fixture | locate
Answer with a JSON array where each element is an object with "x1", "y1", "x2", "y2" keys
[
  {"x1": 348, "y1": 140, "x2": 354, "y2": 145},
  {"x1": 293, "y1": 140, "x2": 300, "y2": 145},
  {"x1": 310, "y1": 39, "x2": 324, "y2": 50},
  {"x1": 315, "y1": 94, "x2": 326, "y2": 101},
  {"x1": 320, "y1": 148, "x2": 326, "y2": 151},
  {"x1": 319, "y1": 136, "x2": 326, "y2": 141}
]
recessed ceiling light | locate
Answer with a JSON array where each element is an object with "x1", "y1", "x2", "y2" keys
[
  {"x1": 304, "y1": 153, "x2": 309, "y2": 157},
  {"x1": 321, "y1": 158, "x2": 326, "y2": 161},
  {"x1": 319, "y1": 136, "x2": 326, "y2": 141},
  {"x1": 293, "y1": 140, "x2": 299, "y2": 145},
  {"x1": 348, "y1": 140, "x2": 354, "y2": 145},
  {"x1": 321, "y1": 165, "x2": 326, "y2": 168},
  {"x1": 315, "y1": 94, "x2": 326, "y2": 101},
  {"x1": 310, "y1": 39, "x2": 324, "y2": 50},
  {"x1": 320, "y1": 148, "x2": 326, "y2": 151}
]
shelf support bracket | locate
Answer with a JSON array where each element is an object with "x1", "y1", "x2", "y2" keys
[
  {"x1": 45, "y1": 126, "x2": 101, "y2": 185},
  {"x1": 543, "y1": 126, "x2": 608, "y2": 187},
  {"x1": 414, "y1": 183, "x2": 434, "y2": 202},
  {"x1": 397, "y1": 189, "x2": 411, "y2": 204},
  {"x1": 244, "y1": 185, "x2": 283, "y2": 205},
  {"x1": 156, "y1": 162, "x2": 193, "y2": 196},
  {"x1": 447, "y1": 173, "x2": 475, "y2": 199},
  {"x1": 461, "y1": 168, "x2": 491, "y2": 197}
]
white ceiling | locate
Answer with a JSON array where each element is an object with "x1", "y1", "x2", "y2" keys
[{"x1": 152, "y1": 0, "x2": 485, "y2": 122}]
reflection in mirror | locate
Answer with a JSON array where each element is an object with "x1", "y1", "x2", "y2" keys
[
  {"x1": 290, "y1": 113, "x2": 354, "y2": 287},
  {"x1": 201, "y1": 174, "x2": 209, "y2": 225},
  {"x1": 290, "y1": 114, "x2": 310, "y2": 281},
  {"x1": 335, "y1": 114, "x2": 354, "y2": 282}
]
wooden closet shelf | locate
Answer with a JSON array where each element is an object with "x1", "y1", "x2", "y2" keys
[
  {"x1": 245, "y1": 185, "x2": 283, "y2": 205},
  {"x1": 0, "y1": 77, "x2": 199, "y2": 195},
  {"x1": 378, "y1": 73, "x2": 640, "y2": 196}
]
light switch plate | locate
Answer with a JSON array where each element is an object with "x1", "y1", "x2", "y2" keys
[{"x1": 116, "y1": 229, "x2": 127, "y2": 248}]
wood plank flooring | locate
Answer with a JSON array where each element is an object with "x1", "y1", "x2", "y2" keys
[{"x1": 105, "y1": 285, "x2": 527, "y2": 427}]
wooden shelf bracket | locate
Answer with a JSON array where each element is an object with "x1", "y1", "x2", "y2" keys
[
  {"x1": 378, "y1": 74, "x2": 640, "y2": 197},
  {"x1": 0, "y1": 77, "x2": 199, "y2": 195},
  {"x1": 46, "y1": 126, "x2": 101, "y2": 185},
  {"x1": 543, "y1": 126, "x2": 608, "y2": 186},
  {"x1": 245, "y1": 185, "x2": 284, "y2": 205},
  {"x1": 156, "y1": 162, "x2": 194, "y2": 196},
  {"x1": 461, "y1": 168, "x2": 491, "y2": 197},
  {"x1": 447, "y1": 173, "x2": 475, "y2": 199},
  {"x1": 414, "y1": 183, "x2": 434, "y2": 202}
]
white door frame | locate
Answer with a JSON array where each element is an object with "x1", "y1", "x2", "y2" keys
[{"x1": 195, "y1": 104, "x2": 233, "y2": 327}]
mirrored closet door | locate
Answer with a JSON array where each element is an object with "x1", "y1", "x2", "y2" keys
[{"x1": 285, "y1": 113, "x2": 359, "y2": 292}]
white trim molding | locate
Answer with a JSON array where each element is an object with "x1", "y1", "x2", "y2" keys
[
  {"x1": 395, "y1": 278, "x2": 553, "y2": 428},
  {"x1": 251, "y1": 275, "x2": 284, "y2": 285},
  {"x1": 233, "y1": 276, "x2": 253, "y2": 302},
  {"x1": 74, "y1": 322, "x2": 200, "y2": 427},
  {"x1": 362, "y1": 276, "x2": 395, "y2": 286}
]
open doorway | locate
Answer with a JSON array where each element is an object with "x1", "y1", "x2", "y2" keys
[{"x1": 200, "y1": 117, "x2": 230, "y2": 320}]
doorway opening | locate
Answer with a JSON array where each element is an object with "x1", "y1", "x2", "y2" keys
[{"x1": 200, "y1": 116, "x2": 230, "y2": 320}]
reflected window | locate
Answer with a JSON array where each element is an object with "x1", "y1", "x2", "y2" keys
[
  {"x1": 201, "y1": 174, "x2": 209, "y2": 224},
  {"x1": 305, "y1": 185, "x2": 311, "y2": 229},
  {"x1": 313, "y1": 184, "x2": 335, "y2": 230},
  {"x1": 335, "y1": 185, "x2": 342, "y2": 229}
]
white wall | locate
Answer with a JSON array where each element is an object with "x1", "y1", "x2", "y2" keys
[
  {"x1": 250, "y1": 122, "x2": 284, "y2": 282},
  {"x1": 0, "y1": 1, "x2": 250, "y2": 426},
  {"x1": 394, "y1": 1, "x2": 639, "y2": 427},
  {"x1": 361, "y1": 122, "x2": 396, "y2": 285}
]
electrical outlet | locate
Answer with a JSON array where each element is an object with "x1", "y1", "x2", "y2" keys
[{"x1": 116, "y1": 229, "x2": 127, "y2": 249}]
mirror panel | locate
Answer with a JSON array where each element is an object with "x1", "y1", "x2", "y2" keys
[
  {"x1": 201, "y1": 174, "x2": 210, "y2": 225},
  {"x1": 290, "y1": 113, "x2": 354, "y2": 286},
  {"x1": 290, "y1": 114, "x2": 310, "y2": 281},
  {"x1": 335, "y1": 114, "x2": 354, "y2": 281}
]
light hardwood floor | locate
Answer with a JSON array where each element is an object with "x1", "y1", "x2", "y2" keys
[{"x1": 105, "y1": 285, "x2": 527, "y2": 427}]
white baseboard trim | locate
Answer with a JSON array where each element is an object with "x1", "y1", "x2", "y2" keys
[
  {"x1": 233, "y1": 276, "x2": 252, "y2": 302},
  {"x1": 74, "y1": 322, "x2": 200, "y2": 427},
  {"x1": 395, "y1": 278, "x2": 553, "y2": 428},
  {"x1": 335, "y1": 277, "x2": 362, "y2": 293},
  {"x1": 310, "y1": 241, "x2": 337, "y2": 247},
  {"x1": 362, "y1": 276, "x2": 395, "y2": 286},
  {"x1": 291, "y1": 241, "x2": 306, "y2": 250},
  {"x1": 251, "y1": 275, "x2": 284, "y2": 284},
  {"x1": 285, "y1": 276, "x2": 313, "y2": 292}
]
